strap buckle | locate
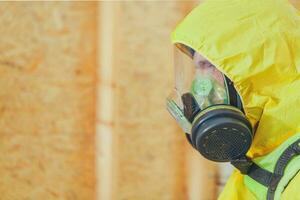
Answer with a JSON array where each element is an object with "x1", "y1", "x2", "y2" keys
[{"x1": 231, "y1": 156, "x2": 253, "y2": 174}]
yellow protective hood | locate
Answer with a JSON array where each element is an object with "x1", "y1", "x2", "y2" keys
[{"x1": 172, "y1": 0, "x2": 300, "y2": 199}]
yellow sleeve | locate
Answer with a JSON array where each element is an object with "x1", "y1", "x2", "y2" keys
[{"x1": 218, "y1": 171, "x2": 257, "y2": 200}]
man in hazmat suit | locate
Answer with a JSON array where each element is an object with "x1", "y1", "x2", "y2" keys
[{"x1": 166, "y1": 0, "x2": 300, "y2": 199}]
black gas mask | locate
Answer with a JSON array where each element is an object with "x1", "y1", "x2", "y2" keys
[{"x1": 167, "y1": 44, "x2": 253, "y2": 162}]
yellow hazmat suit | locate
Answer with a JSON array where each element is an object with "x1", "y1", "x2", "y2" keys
[{"x1": 171, "y1": 0, "x2": 300, "y2": 199}]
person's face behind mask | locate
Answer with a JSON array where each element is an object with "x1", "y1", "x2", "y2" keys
[{"x1": 191, "y1": 52, "x2": 228, "y2": 110}]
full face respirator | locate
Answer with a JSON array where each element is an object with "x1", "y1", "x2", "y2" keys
[{"x1": 167, "y1": 44, "x2": 253, "y2": 163}]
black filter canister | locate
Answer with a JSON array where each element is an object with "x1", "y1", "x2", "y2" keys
[{"x1": 191, "y1": 106, "x2": 253, "y2": 162}]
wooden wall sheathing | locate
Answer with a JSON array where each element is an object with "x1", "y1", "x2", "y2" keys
[
  {"x1": 114, "y1": 2, "x2": 188, "y2": 198},
  {"x1": 105, "y1": 1, "x2": 218, "y2": 200},
  {"x1": 0, "y1": 2, "x2": 96, "y2": 199}
]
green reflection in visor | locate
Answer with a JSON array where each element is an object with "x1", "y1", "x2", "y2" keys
[
  {"x1": 191, "y1": 77, "x2": 213, "y2": 96},
  {"x1": 190, "y1": 76, "x2": 228, "y2": 110}
]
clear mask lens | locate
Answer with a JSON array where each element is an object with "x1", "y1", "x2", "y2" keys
[{"x1": 166, "y1": 44, "x2": 229, "y2": 133}]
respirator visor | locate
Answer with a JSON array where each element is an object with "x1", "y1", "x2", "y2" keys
[{"x1": 166, "y1": 44, "x2": 229, "y2": 134}]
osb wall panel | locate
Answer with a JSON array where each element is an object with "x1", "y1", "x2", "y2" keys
[
  {"x1": 0, "y1": 2, "x2": 96, "y2": 199},
  {"x1": 114, "y1": 2, "x2": 188, "y2": 199},
  {"x1": 110, "y1": 1, "x2": 217, "y2": 200}
]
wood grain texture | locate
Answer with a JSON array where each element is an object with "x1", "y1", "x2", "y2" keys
[
  {"x1": 0, "y1": 2, "x2": 96, "y2": 199},
  {"x1": 97, "y1": 2, "x2": 118, "y2": 200},
  {"x1": 101, "y1": 1, "x2": 218, "y2": 200},
  {"x1": 114, "y1": 2, "x2": 188, "y2": 198}
]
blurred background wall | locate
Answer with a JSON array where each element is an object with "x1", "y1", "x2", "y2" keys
[
  {"x1": 0, "y1": 2, "x2": 96, "y2": 200},
  {"x1": 0, "y1": 1, "x2": 299, "y2": 200},
  {"x1": 97, "y1": 1, "x2": 221, "y2": 200},
  {"x1": 97, "y1": 1, "x2": 223, "y2": 200}
]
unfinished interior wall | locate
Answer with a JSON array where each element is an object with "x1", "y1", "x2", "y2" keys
[
  {"x1": 97, "y1": 1, "x2": 218, "y2": 200},
  {"x1": 0, "y1": 2, "x2": 96, "y2": 199}
]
